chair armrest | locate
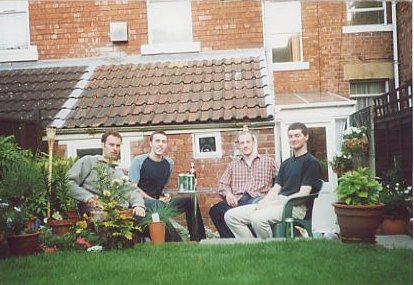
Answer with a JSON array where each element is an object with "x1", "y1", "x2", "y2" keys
[{"x1": 280, "y1": 193, "x2": 319, "y2": 221}]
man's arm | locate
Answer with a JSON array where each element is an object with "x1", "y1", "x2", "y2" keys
[
  {"x1": 67, "y1": 156, "x2": 96, "y2": 203},
  {"x1": 218, "y1": 162, "x2": 238, "y2": 207}
]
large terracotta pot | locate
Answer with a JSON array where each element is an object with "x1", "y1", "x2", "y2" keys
[
  {"x1": 48, "y1": 219, "x2": 77, "y2": 236},
  {"x1": 333, "y1": 202, "x2": 384, "y2": 243},
  {"x1": 380, "y1": 216, "x2": 408, "y2": 235},
  {"x1": 7, "y1": 231, "x2": 40, "y2": 256},
  {"x1": 149, "y1": 222, "x2": 166, "y2": 244}
]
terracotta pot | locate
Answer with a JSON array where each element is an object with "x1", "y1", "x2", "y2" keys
[
  {"x1": 149, "y1": 222, "x2": 166, "y2": 244},
  {"x1": 380, "y1": 216, "x2": 408, "y2": 235},
  {"x1": 48, "y1": 219, "x2": 77, "y2": 236},
  {"x1": 333, "y1": 202, "x2": 384, "y2": 243},
  {"x1": 7, "y1": 231, "x2": 40, "y2": 256},
  {"x1": 66, "y1": 210, "x2": 80, "y2": 221}
]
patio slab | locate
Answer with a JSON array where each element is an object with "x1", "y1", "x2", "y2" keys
[{"x1": 376, "y1": 235, "x2": 413, "y2": 249}]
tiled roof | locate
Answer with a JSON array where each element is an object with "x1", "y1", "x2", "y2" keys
[
  {"x1": 61, "y1": 56, "x2": 273, "y2": 129},
  {"x1": 0, "y1": 66, "x2": 88, "y2": 128}
]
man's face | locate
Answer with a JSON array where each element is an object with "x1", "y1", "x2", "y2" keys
[
  {"x1": 238, "y1": 133, "x2": 255, "y2": 157},
  {"x1": 288, "y1": 129, "x2": 308, "y2": 151},
  {"x1": 150, "y1": 133, "x2": 168, "y2": 156},
  {"x1": 103, "y1": 135, "x2": 122, "y2": 161}
]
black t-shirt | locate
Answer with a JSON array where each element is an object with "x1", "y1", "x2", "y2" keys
[
  {"x1": 276, "y1": 152, "x2": 321, "y2": 196},
  {"x1": 137, "y1": 157, "x2": 171, "y2": 199}
]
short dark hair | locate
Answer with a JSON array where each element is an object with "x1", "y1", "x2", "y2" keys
[
  {"x1": 150, "y1": 130, "x2": 167, "y2": 142},
  {"x1": 288, "y1": 122, "x2": 308, "y2": 136},
  {"x1": 101, "y1": 130, "x2": 123, "y2": 143}
]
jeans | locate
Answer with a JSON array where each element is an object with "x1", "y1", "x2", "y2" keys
[{"x1": 209, "y1": 193, "x2": 257, "y2": 238}]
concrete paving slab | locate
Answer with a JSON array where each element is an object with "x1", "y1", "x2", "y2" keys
[{"x1": 376, "y1": 235, "x2": 413, "y2": 249}]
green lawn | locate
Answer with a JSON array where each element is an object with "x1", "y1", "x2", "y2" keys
[{"x1": 0, "y1": 239, "x2": 412, "y2": 285}]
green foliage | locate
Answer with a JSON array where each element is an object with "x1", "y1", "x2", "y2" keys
[
  {"x1": 37, "y1": 154, "x2": 77, "y2": 216},
  {"x1": 138, "y1": 201, "x2": 179, "y2": 228},
  {"x1": 336, "y1": 167, "x2": 382, "y2": 205},
  {"x1": 379, "y1": 165, "x2": 413, "y2": 218},
  {"x1": 0, "y1": 136, "x2": 32, "y2": 174}
]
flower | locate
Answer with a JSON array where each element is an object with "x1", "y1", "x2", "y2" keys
[
  {"x1": 331, "y1": 126, "x2": 369, "y2": 175},
  {"x1": 341, "y1": 126, "x2": 368, "y2": 156}
]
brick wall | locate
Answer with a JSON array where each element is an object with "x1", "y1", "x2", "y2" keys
[
  {"x1": 193, "y1": 0, "x2": 263, "y2": 51},
  {"x1": 274, "y1": 2, "x2": 394, "y2": 97},
  {"x1": 29, "y1": 0, "x2": 263, "y2": 60},
  {"x1": 397, "y1": 2, "x2": 412, "y2": 86},
  {"x1": 30, "y1": 1, "x2": 148, "y2": 59},
  {"x1": 129, "y1": 128, "x2": 276, "y2": 229}
]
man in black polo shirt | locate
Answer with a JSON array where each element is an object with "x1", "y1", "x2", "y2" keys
[
  {"x1": 224, "y1": 122, "x2": 321, "y2": 239},
  {"x1": 129, "y1": 130, "x2": 206, "y2": 241}
]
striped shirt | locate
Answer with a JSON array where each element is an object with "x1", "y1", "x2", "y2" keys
[{"x1": 219, "y1": 154, "x2": 278, "y2": 199}]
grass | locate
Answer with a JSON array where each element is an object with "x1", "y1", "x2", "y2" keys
[{"x1": 0, "y1": 239, "x2": 412, "y2": 285}]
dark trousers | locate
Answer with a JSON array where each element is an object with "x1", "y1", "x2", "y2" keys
[
  {"x1": 209, "y1": 193, "x2": 257, "y2": 238},
  {"x1": 143, "y1": 198, "x2": 206, "y2": 241}
]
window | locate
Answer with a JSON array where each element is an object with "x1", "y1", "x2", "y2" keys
[
  {"x1": 193, "y1": 132, "x2": 222, "y2": 158},
  {"x1": 0, "y1": 0, "x2": 37, "y2": 62},
  {"x1": 350, "y1": 80, "x2": 388, "y2": 111},
  {"x1": 76, "y1": 148, "x2": 102, "y2": 158},
  {"x1": 343, "y1": 1, "x2": 392, "y2": 33},
  {"x1": 264, "y1": 1, "x2": 308, "y2": 71},
  {"x1": 141, "y1": 0, "x2": 200, "y2": 55},
  {"x1": 347, "y1": 1, "x2": 386, "y2": 26}
]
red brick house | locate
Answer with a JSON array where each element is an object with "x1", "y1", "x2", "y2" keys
[{"x1": 0, "y1": 0, "x2": 411, "y2": 233}]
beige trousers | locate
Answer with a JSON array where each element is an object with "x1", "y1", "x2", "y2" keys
[{"x1": 224, "y1": 197, "x2": 306, "y2": 239}]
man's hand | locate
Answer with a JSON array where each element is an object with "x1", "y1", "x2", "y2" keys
[
  {"x1": 159, "y1": 193, "x2": 171, "y2": 205},
  {"x1": 86, "y1": 197, "x2": 102, "y2": 209},
  {"x1": 133, "y1": 206, "x2": 145, "y2": 217},
  {"x1": 225, "y1": 192, "x2": 238, "y2": 207}
]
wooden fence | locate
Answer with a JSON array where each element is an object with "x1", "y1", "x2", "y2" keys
[{"x1": 349, "y1": 81, "x2": 412, "y2": 184}]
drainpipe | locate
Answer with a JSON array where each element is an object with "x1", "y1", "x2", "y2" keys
[{"x1": 391, "y1": 1, "x2": 399, "y2": 90}]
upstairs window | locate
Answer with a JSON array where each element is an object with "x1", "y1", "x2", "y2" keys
[
  {"x1": 264, "y1": 1, "x2": 308, "y2": 71},
  {"x1": 0, "y1": 1, "x2": 28, "y2": 50},
  {"x1": 350, "y1": 79, "x2": 388, "y2": 111},
  {"x1": 347, "y1": 1, "x2": 386, "y2": 26},
  {"x1": 141, "y1": 0, "x2": 200, "y2": 55},
  {"x1": 0, "y1": 0, "x2": 37, "y2": 62}
]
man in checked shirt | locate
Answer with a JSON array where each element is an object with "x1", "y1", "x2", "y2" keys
[{"x1": 209, "y1": 130, "x2": 278, "y2": 238}]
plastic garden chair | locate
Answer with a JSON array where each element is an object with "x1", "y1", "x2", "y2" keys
[{"x1": 272, "y1": 180, "x2": 324, "y2": 238}]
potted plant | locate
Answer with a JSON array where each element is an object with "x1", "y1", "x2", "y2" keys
[
  {"x1": 379, "y1": 165, "x2": 413, "y2": 235},
  {"x1": 38, "y1": 154, "x2": 79, "y2": 236},
  {"x1": 332, "y1": 167, "x2": 384, "y2": 243},
  {"x1": 138, "y1": 202, "x2": 179, "y2": 244},
  {"x1": 0, "y1": 137, "x2": 47, "y2": 255}
]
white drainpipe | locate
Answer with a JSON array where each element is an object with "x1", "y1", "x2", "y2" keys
[{"x1": 391, "y1": 1, "x2": 400, "y2": 90}]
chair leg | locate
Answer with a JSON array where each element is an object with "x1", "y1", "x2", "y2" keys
[{"x1": 273, "y1": 222, "x2": 286, "y2": 238}]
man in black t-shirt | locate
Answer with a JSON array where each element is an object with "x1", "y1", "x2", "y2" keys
[
  {"x1": 129, "y1": 131, "x2": 206, "y2": 241},
  {"x1": 224, "y1": 122, "x2": 321, "y2": 239}
]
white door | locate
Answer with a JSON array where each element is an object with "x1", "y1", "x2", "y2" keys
[{"x1": 279, "y1": 121, "x2": 339, "y2": 234}]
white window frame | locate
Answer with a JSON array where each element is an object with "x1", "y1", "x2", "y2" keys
[
  {"x1": 0, "y1": 0, "x2": 38, "y2": 63},
  {"x1": 264, "y1": 1, "x2": 309, "y2": 72},
  {"x1": 193, "y1": 132, "x2": 222, "y2": 159},
  {"x1": 141, "y1": 0, "x2": 200, "y2": 55},
  {"x1": 343, "y1": 1, "x2": 392, "y2": 34}
]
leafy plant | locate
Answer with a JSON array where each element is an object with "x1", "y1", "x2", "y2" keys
[
  {"x1": 37, "y1": 154, "x2": 77, "y2": 217},
  {"x1": 84, "y1": 164, "x2": 142, "y2": 249},
  {"x1": 336, "y1": 167, "x2": 382, "y2": 205},
  {"x1": 138, "y1": 201, "x2": 179, "y2": 229},
  {"x1": 0, "y1": 136, "x2": 32, "y2": 175},
  {"x1": 380, "y1": 165, "x2": 413, "y2": 218}
]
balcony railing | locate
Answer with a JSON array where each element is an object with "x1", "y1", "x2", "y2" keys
[{"x1": 373, "y1": 80, "x2": 413, "y2": 119}]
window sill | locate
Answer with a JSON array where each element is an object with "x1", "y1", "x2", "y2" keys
[
  {"x1": 272, "y1": 61, "x2": 310, "y2": 71},
  {"x1": 141, "y1": 41, "x2": 200, "y2": 55},
  {"x1": 342, "y1": 24, "x2": 392, "y2": 34},
  {"x1": 0, "y1": 45, "x2": 38, "y2": 63}
]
